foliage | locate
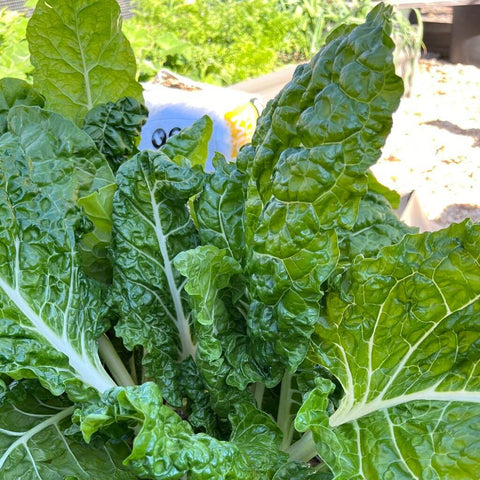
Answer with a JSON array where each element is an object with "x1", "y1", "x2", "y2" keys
[
  {"x1": 124, "y1": 0, "x2": 297, "y2": 85},
  {"x1": 0, "y1": 8, "x2": 31, "y2": 80},
  {"x1": 0, "y1": 2, "x2": 478, "y2": 479}
]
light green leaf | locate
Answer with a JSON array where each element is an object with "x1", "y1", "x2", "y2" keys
[
  {"x1": 297, "y1": 221, "x2": 480, "y2": 479},
  {"x1": 82, "y1": 96, "x2": 148, "y2": 173},
  {"x1": 160, "y1": 115, "x2": 213, "y2": 167},
  {"x1": 0, "y1": 78, "x2": 44, "y2": 134},
  {"x1": 244, "y1": 4, "x2": 404, "y2": 376},
  {"x1": 27, "y1": 0, "x2": 143, "y2": 125},
  {"x1": 0, "y1": 149, "x2": 115, "y2": 401},
  {"x1": 77, "y1": 382, "x2": 288, "y2": 479},
  {"x1": 110, "y1": 151, "x2": 204, "y2": 406},
  {"x1": 0, "y1": 380, "x2": 134, "y2": 479},
  {"x1": 77, "y1": 183, "x2": 116, "y2": 283}
]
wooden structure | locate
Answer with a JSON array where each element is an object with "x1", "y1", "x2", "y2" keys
[{"x1": 388, "y1": 0, "x2": 480, "y2": 65}]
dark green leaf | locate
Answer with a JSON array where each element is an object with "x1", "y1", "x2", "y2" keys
[
  {"x1": 82, "y1": 96, "x2": 148, "y2": 172},
  {"x1": 244, "y1": 4, "x2": 404, "y2": 377}
]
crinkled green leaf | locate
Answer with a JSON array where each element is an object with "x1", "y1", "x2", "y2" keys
[
  {"x1": 0, "y1": 145, "x2": 115, "y2": 401},
  {"x1": 160, "y1": 115, "x2": 213, "y2": 167},
  {"x1": 175, "y1": 246, "x2": 261, "y2": 414},
  {"x1": 0, "y1": 380, "x2": 134, "y2": 479},
  {"x1": 195, "y1": 153, "x2": 247, "y2": 264},
  {"x1": 273, "y1": 461, "x2": 332, "y2": 479},
  {"x1": 244, "y1": 4, "x2": 404, "y2": 376},
  {"x1": 337, "y1": 191, "x2": 416, "y2": 263},
  {"x1": 297, "y1": 221, "x2": 480, "y2": 479},
  {"x1": 3, "y1": 106, "x2": 114, "y2": 199},
  {"x1": 27, "y1": 0, "x2": 143, "y2": 125},
  {"x1": 82, "y1": 96, "x2": 148, "y2": 173},
  {"x1": 0, "y1": 78, "x2": 44, "y2": 134},
  {"x1": 110, "y1": 150, "x2": 204, "y2": 406},
  {"x1": 178, "y1": 357, "x2": 226, "y2": 436},
  {"x1": 1, "y1": 105, "x2": 116, "y2": 281},
  {"x1": 76, "y1": 382, "x2": 287, "y2": 479}
]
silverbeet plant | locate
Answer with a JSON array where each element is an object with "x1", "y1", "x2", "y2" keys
[{"x1": 0, "y1": 1, "x2": 478, "y2": 479}]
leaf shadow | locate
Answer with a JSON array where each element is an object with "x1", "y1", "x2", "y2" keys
[{"x1": 425, "y1": 120, "x2": 480, "y2": 148}]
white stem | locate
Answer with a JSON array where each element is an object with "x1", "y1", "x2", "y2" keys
[
  {"x1": 285, "y1": 431, "x2": 317, "y2": 463},
  {"x1": 99, "y1": 335, "x2": 136, "y2": 387},
  {"x1": 277, "y1": 370, "x2": 294, "y2": 449},
  {"x1": 254, "y1": 382, "x2": 265, "y2": 409}
]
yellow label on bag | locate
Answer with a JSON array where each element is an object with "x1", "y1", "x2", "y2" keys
[{"x1": 224, "y1": 101, "x2": 259, "y2": 158}]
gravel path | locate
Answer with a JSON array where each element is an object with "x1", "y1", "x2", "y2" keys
[{"x1": 371, "y1": 58, "x2": 480, "y2": 228}]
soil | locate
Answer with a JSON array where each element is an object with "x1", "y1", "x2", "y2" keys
[{"x1": 371, "y1": 57, "x2": 480, "y2": 229}]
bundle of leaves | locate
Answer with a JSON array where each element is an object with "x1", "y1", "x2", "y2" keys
[{"x1": 0, "y1": 1, "x2": 478, "y2": 479}]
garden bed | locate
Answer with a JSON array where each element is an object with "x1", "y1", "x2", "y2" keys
[{"x1": 372, "y1": 56, "x2": 480, "y2": 227}]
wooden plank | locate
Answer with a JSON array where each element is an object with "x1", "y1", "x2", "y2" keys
[
  {"x1": 380, "y1": 0, "x2": 480, "y2": 8},
  {"x1": 450, "y1": 5, "x2": 480, "y2": 64}
]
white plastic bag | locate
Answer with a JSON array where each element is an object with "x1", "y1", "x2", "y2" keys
[{"x1": 139, "y1": 70, "x2": 261, "y2": 170}]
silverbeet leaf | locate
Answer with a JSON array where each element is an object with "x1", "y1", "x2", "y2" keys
[
  {"x1": 0, "y1": 105, "x2": 116, "y2": 282},
  {"x1": 297, "y1": 221, "x2": 480, "y2": 479},
  {"x1": 244, "y1": 4, "x2": 404, "y2": 376},
  {"x1": 27, "y1": 0, "x2": 143, "y2": 126},
  {"x1": 175, "y1": 246, "x2": 260, "y2": 415},
  {"x1": 76, "y1": 382, "x2": 287, "y2": 480},
  {"x1": 110, "y1": 150, "x2": 204, "y2": 406},
  {"x1": 160, "y1": 115, "x2": 213, "y2": 168},
  {"x1": 195, "y1": 153, "x2": 247, "y2": 264},
  {"x1": 82, "y1": 96, "x2": 148, "y2": 173},
  {"x1": 0, "y1": 380, "x2": 134, "y2": 480},
  {"x1": 0, "y1": 142, "x2": 116, "y2": 401}
]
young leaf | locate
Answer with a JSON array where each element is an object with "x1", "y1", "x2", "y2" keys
[
  {"x1": 160, "y1": 115, "x2": 213, "y2": 167},
  {"x1": 27, "y1": 0, "x2": 143, "y2": 125},
  {"x1": 175, "y1": 245, "x2": 261, "y2": 414},
  {"x1": 297, "y1": 221, "x2": 480, "y2": 479},
  {"x1": 110, "y1": 150, "x2": 204, "y2": 405},
  {"x1": 82, "y1": 96, "x2": 148, "y2": 172},
  {"x1": 244, "y1": 4, "x2": 404, "y2": 376},
  {"x1": 0, "y1": 380, "x2": 134, "y2": 480}
]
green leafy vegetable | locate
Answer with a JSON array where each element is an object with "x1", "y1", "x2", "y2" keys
[
  {"x1": 243, "y1": 4, "x2": 404, "y2": 376},
  {"x1": 2, "y1": 2, "x2": 476, "y2": 480},
  {"x1": 109, "y1": 150, "x2": 204, "y2": 405},
  {"x1": 297, "y1": 221, "x2": 480, "y2": 479},
  {"x1": 0, "y1": 152, "x2": 115, "y2": 400},
  {"x1": 0, "y1": 380, "x2": 134, "y2": 479},
  {"x1": 27, "y1": 0, "x2": 143, "y2": 125},
  {"x1": 160, "y1": 114, "x2": 213, "y2": 167},
  {"x1": 82, "y1": 96, "x2": 148, "y2": 172},
  {"x1": 76, "y1": 382, "x2": 287, "y2": 480}
]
